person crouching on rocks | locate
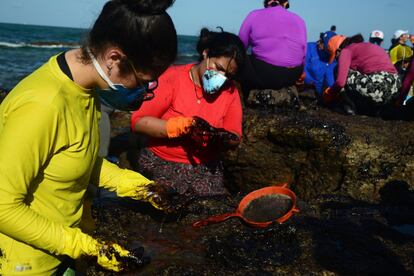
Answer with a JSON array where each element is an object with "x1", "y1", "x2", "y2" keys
[
  {"x1": 130, "y1": 28, "x2": 246, "y2": 198},
  {"x1": 396, "y1": 57, "x2": 414, "y2": 107},
  {"x1": 0, "y1": 0, "x2": 179, "y2": 274},
  {"x1": 323, "y1": 34, "x2": 401, "y2": 116},
  {"x1": 304, "y1": 31, "x2": 337, "y2": 99},
  {"x1": 238, "y1": 0, "x2": 307, "y2": 97}
]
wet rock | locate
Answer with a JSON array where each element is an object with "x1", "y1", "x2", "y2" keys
[
  {"x1": 92, "y1": 91, "x2": 414, "y2": 274},
  {"x1": 107, "y1": 90, "x2": 414, "y2": 203},
  {"x1": 83, "y1": 193, "x2": 414, "y2": 275},
  {"x1": 224, "y1": 90, "x2": 414, "y2": 203},
  {"x1": 247, "y1": 86, "x2": 302, "y2": 110}
]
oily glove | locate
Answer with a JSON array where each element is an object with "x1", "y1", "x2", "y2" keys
[
  {"x1": 190, "y1": 117, "x2": 240, "y2": 149},
  {"x1": 189, "y1": 116, "x2": 216, "y2": 147},
  {"x1": 210, "y1": 128, "x2": 241, "y2": 150},
  {"x1": 95, "y1": 242, "x2": 131, "y2": 272},
  {"x1": 95, "y1": 242, "x2": 151, "y2": 272},
  {"x1": 60, "y1": 228, "x2": 149, "y2": 272},
  {"x1": 166, "y1": 116, "x2": 195, "y2": 138},
  {"x1": 95, "y1": 159, "x2": 170, "y2": 211},
  {"x1": 116, "y1": 174, "x2": 180, "y2": 213}
]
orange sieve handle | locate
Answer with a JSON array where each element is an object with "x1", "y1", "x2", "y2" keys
[{"x1": 192, "y1": 213, "x2": 240, "y2": 227}]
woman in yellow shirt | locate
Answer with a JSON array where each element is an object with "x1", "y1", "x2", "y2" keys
[
  {"x1": 389, "y1": 30, "x2": 413, "y2": 74},
  {"x1": 0, "y1": 0, "x2": 177, "y2": 274}
]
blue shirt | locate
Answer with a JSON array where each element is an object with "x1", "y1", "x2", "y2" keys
[{"x1": 304, "y1": 42, "x2": 336, "y2": 96}]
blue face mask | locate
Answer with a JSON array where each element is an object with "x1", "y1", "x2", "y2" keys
[
  {"x1": 202, "y1": 67, "x2": 228, "y2": 95},
  {"x1": 90, "y1": 52, "x2": 157, "y2": 111}
]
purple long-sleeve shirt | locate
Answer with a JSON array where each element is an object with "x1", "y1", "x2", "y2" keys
[
  {"x1": 332, "y1": 43, "x2": 397, "y2": 92},
  {"x1": 238, "y1": 6, "x2": 307, "y2": 67}
]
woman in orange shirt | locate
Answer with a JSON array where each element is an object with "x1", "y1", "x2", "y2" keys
[{"x1": 131, "y1": 28, "x2": 246, "y2": 197}]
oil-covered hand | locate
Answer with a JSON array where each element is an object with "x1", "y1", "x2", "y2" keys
[
  {"x1": 95, "y1": 242, "x2": 150, "y2": 272},
  {"x1": 190, "y1": 117, "x2": 240, "y2": 149},
  {"x1": 96, "y1": 242, "x2": 130, "y2": 272},
  {"x1": 145, "y1": 183, "x2": 184, "y2": 213},
  {"x1": 211, "y1": 128, "x2": 241, "y2": 150},
  {"x1": 189, "y1": 116, "x2": 216, "y2": 147},
  {"x1": 60, "y1": 228, "x2": 150, "y2": 272}
]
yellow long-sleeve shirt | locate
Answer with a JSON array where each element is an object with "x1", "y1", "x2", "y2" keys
[
  {"x1": 0, "y1": 55, "x2": 153, "y2": 274},
  {"x1": 389, "y1": 44, "x2": 413, "y2": 65}
]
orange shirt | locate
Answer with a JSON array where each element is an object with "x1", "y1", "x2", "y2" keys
[{"x1": 131, "y1": 64, "x2": 242, "y2": 164}]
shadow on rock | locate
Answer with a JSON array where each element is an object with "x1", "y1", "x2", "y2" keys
[
  {"x1": 379, "y1": 181, "x2": 414, "y2": 236},
  {"x1": 301, "y1": 194, "x2": 414, "y2": 275},
  {"x1": 304, "y1": 217, "x2": 410, "y2": 275}
]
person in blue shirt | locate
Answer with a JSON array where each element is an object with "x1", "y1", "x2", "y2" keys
[{"x1": 304, "y1": 31, "x2": 337, "y2": 98}]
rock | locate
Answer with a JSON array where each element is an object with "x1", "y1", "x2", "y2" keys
[
  {"x1": 247, "y1": 86, "x2": 301, "y2": 109},
  {"x1": 108, "y1": 89, "x2": 414, "y2": 203},
  {"x1": 83, "y1": 193, "x2": 414, "y2": 275},
  {"x1": 224, "y1": 89, "x2": 414, "y2": 203},
  {"x1": 90, "y1": 93, "x2": 414, "y2": 275}
]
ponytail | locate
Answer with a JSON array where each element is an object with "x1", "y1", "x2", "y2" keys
[{"x1": 339, "y1": 34, "x2": 364, "y2": 50}]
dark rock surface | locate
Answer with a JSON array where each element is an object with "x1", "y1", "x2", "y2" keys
[
  {"x1": 84, "y1": 191, "x2": 414, "y2": 275},
  {"x1": 82, "y1": 89, "x2": 414, "y2": 275},
  {"x1": 110, "y1": 88, "x2": 414, "y2": 203},
  {"x1": 224, "y1": 89, "x2": 414, "y2": 203}
]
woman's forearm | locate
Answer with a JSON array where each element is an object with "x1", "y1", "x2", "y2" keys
[{"x1": 133, "y1": 116, "x2": 168, "y2": 138}]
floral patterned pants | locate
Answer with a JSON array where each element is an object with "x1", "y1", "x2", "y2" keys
[
  {"x1": 343, "y1": 70, "x2": 401, "y2": 114},
  {"x1": 137, "y1": 148, "x2": 228, "y2": 197}
]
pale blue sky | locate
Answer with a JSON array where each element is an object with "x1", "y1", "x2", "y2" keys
[{"x1": 0, "y1": 0, "x2": 413, "y2": 47}]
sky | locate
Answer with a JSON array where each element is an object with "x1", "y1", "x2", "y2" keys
[{"x1": 0, "y1": 0, "x2": 413, "y2": 48}]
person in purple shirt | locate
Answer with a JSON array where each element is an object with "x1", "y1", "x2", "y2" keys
[
  {"x1": 323, "y1": 34, "x2": 401, "y2": 116},
  {"x1": 238, "y1": 0, "x2": 307, "y2": 97}
]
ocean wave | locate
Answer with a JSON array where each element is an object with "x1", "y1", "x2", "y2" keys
[
  {"x1": 177, "y1": 53, "x2": 198, "y2": 57},
  {"x1": 0, "y1": 41, "x2": 79, "y2": 49}
]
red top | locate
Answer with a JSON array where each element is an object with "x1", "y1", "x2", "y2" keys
[
  {"x1": 395, "y1": 60, "x2": 414, "y2": 105},
  {"x1": 332, "y1": 43, "x2": 397, "y2": 93},
  {"x1": 401, "y1": 61, "x2": 414, "y2": 100},
  {"x1": 131, "y1": 64, "x2": 242, "y2": 164}
]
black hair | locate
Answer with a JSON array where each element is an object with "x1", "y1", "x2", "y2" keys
[
  {"x1": 263, "y1": 0, "x2": 289, "y2": 8},
  {"x1": 339, "y1": 34, "x2": 364, "y2": 50},
  {"x1": 330, "y1": 25, "x2": 336, "y2": 32},
  {"x1": 81, "y1": 0, "x2": 177, "y2": 77},
  {"x1": 369, "y1": 37, "x2": 383, "y2": 46},
  {"x1": 389, "y1": 38, "x2": 400, "y2": 52},
  {"x1": 319, "y1": 32, "x2": 324, "y2": 41},
  {"x1": 196, "y1": 28, "x2": 246, "y2": 78}
]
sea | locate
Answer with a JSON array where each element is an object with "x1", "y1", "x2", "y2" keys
[{"x1": 0, "y1": 22, "x2": 199, "y2": 91}]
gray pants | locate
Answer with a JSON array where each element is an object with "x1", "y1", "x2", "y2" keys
[{"x1": 98, "y1": 104, "x2": 114, "y2": 157}]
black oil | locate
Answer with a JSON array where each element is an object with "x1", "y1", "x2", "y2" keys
[
  {"x1": 242, "y1": 194, "x2": 293, "y2": 223},
  {"x1": 392, "y1": 224, "x2": 414, "y2": 236}
]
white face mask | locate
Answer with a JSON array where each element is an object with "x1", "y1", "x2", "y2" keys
[{"x1": 201, "y1": 59, "x2": 228, "y2": 94}]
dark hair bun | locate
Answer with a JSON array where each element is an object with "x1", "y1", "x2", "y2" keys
[
  {"x1": 119, "y1": 0, "x2": 175, "y2": 15},
  {"x1": 199, "y1": 28, "x2": 211, "y2": 39},
  {"x1": 197, "y1": 28, "x2": 212, "y2": 54}
]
